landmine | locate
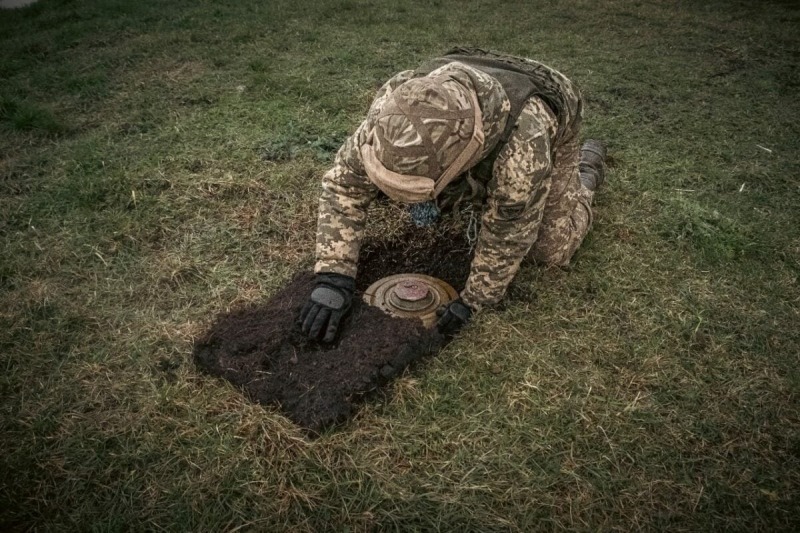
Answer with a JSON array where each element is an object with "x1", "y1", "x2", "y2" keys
[
  {"x1": 194, "y1": 229, "x2": 472, "y2": 435},
  {"x1": 364, "y1": 274, "x2": 458, "y2": 327}
]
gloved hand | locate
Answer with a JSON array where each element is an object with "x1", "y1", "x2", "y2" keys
[
  {"x1": 299, "y1": 273, "x2": 355, "y2": 343},
  {"x1": 436, "y1": 298, "x2": 473, "y2": 335}
]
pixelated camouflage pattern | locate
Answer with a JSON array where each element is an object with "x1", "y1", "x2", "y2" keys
[
  {"x1": 462, "y1": 98, "x2": 555, "y2": 309},
  {"x1": 418, "y1": 47, "x2": 583, "y2": 147},
  {"x1": 316, "y1": 62, "x2": 510, "y2": 278},
  {"x1": 314, "y1": 120, "x2": 377, "y2": 277},
  {"x1": 527, "y1": 129, "x2": 595, "y2": 268},
  {"x1": 315, "y1": 57, "x2": 596, "y2": 311}
]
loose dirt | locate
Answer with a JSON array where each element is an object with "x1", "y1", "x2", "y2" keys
[{"x1": 194, "y1": 229, "x2": 472, "y2": 434}]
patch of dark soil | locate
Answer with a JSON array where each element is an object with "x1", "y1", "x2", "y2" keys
[
  {"x1": 194, "y1": 229, "x2": 473, "y2": 434},
  {"x1": 357, "y1": 227, "x2": 473, "y2": 290},
  {"x1": 194, "y1": 273, "x2": 448, "y2": 434}
]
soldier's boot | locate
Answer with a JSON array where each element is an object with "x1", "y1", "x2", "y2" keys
[{"x1": 579, "y1": 140, "x2": 607, "y2": 191}]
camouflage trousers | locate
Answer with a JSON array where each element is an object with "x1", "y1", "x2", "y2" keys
[{"x1": 526, "y1": 122, "x2": 594, "y2": 266}]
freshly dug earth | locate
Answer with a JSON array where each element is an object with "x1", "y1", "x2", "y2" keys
[
  {"x1": 194, "y1": 229, "x2": 472, "y2": 434},
  {"x1": 357, "y1": 226, "x2": 473, "y2": 291}
]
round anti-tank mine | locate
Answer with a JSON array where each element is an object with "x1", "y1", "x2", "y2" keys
[{"x1": 363, "y1": 274, "x2": 458, "y2": 327}]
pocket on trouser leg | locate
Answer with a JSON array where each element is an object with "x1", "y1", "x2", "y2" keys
[{"x1": 495, "y1": 201, "x2": 527, "y2": 221}]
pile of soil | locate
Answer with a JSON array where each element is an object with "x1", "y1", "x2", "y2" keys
[
  {"x1": 194, "y1": 229, "x2": 472, "y2": 434},
  {"x1": 357, "y1": 225, "x2": 473, "y2": 290}
]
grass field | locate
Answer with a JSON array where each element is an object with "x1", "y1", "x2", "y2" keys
[{"x1": 1, "y1": 0, "x2": 799, "y2": 530}]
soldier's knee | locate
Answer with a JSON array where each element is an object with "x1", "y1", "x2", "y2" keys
[{"x1": 528, "y1": 243, "x2": 573, "y2": 267}]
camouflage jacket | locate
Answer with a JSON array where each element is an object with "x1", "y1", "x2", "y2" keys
[{"x1": 315, "y1": 61, "x2": 564, "y2": 311}]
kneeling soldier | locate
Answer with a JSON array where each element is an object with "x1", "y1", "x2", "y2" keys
[{"x1": 299, "y1": 48, "x2": 607, "y2": 342}]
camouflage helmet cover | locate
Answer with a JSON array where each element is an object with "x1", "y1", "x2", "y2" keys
[{"x1": 361, "y1": 73, "x2": 485, "y2": 203}]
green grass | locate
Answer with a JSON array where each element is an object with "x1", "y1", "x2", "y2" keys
[{"x1": 2, "y1": 0, "x2": 799, "y2": 530}]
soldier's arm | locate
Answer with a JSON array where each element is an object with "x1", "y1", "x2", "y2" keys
[
  {"x1": 314, "y1": 121, "x2": 377, "y2": 278},
  {"x1": 314, "y1": 70, "x2": 416, "y2": 277},
  {"x1": 460, "y1": 98, "x2": 557, "y2": 310}
]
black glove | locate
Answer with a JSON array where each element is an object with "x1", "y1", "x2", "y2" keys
[
  {"x1": 299, "y1": 273, "x2": 355, "y2": 343},
  {"x1": 436, "y1": 298, "x2": 473, "y2": 335}
]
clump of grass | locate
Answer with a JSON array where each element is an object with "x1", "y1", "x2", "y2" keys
[
  {"x1": 261, "y1": 130, "x2": 345, "y2": 162},
  {"x1": 659, "y1": 195, "x2": 763, "y2": 264},
  {"x1": 0, "y1": 96, "x2": 64, "y2": 135}
]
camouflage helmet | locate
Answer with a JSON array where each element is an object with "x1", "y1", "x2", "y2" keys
[{"x1": 360, "y1": 73, "x2": 485, "y2": 203}]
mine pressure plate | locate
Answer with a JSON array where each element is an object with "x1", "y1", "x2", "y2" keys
[{"x1": 363, "y1": 274, "x2": 458, "y2": 328}]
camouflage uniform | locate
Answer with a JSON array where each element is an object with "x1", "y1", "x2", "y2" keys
[{"x1": 315, "y1": 55, "x2": 594, "y2": 311}]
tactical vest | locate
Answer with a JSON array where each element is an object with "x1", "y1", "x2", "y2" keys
[
  {"x1": 415, "y1": 47, "x2": 583, "y2": 188},
  {"x1": 416, "y1": 47, "x2": 582, "y2": 143}
]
